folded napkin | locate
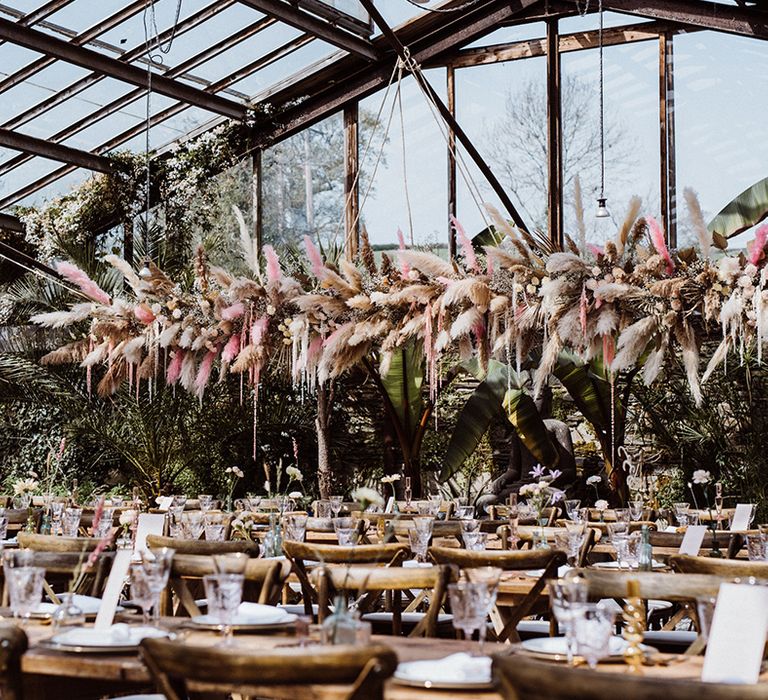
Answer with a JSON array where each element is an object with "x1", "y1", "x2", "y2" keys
[
  {"x1": 397, "y1": 653, "x2": 492, "y2": 684},
  {"x1": 403, "y1": 560, "x2": 433, "y2": 569}
]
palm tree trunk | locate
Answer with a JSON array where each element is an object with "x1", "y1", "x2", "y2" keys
[{"x1": 316, "y1": 383, "x2": 333, "y2": 499}]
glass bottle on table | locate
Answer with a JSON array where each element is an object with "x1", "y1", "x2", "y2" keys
[
  {"x1": 507, "y1": 493, "x2": 519, "y2": 549},
  {"x1": 638, "y1": 525, "x2": 652, "y2": 571}
]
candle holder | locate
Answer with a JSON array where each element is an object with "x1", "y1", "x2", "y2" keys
[{"x1": 622, "y1": 579, "x2": 645, "y2": 674}]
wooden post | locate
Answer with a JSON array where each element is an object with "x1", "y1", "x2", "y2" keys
[
  {"x1": 447, "y1": 65, "x2": 457, "y2": 259},
  {"x1": 659, "y1": 31, "x2": 677, "y2": 246},
  {"x1": 252, "y1": 149, "x2": 263, "y2": 251},
  {"x1": 546, "y1": 18, "x2": 563, "y2": 248},
  {"x1": 344, "y1": 103, "x2": 359, "y2": 259}
]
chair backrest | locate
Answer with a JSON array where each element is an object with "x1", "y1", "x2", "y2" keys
[
  {"x1": 498, "y1": 526, "x2": 599, "y2": 566},
  {"x1": 429, "y1": 545, "x2": 565, "y2": 572},
  {"x1": 141, "y1": 639, "x2": 398, "y2": 700},
  {"x1": 647, "y1": 530, "x2": 731, "y2": 549},
  {"x1": 166, "y1": 553, "x2": 290, "y2": 615},
  {"x1": 311, "y1": 564, "x2": 455, "y2": 637},
  {"x1": 492, "y1": 505, "x2": 560, "y2": 525},
  {"x1": 669, "y1": 554, "x2": 768, "y2": 578},
  {"x1": 2, "y1": 508, "x2": 41, "y2": 533},
  {"x1": 146, "y1": 534, "x2": 260, "y2": 556},
  {"x1": 0, "y1": 624, "x2": 27, "y2": 700},
  {"x1": 493, "y1": 652, "x2": 768, "y2": 700},
  {"x1": 17, "y1": 532, "x2": 111, "y2": 553}
]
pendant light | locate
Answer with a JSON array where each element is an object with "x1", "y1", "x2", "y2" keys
[{"x1": 595, "y1": 0, "x2": 610, "y2": 220}]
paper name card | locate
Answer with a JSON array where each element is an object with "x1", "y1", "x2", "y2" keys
[
  {"x1": 134, "y1": 513, "x2": 166, "y2": 555},
  {"x1": 94, "y1": 548, "x2": 132, "y2": 630},
  {"x1": 730, "y1": 503, "x2": 754, "y2": 531},
  {"x1": 679, "y1": 525, "x2": 707, "y2": 555},
  {"x1": 702, "y1": 582, "x2": 768, "y2": 684},
  {"x1": 156, "y1": 496, "x2": 173, "y2": 511}
]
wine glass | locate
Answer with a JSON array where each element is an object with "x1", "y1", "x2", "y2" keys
[
  {"x1": 61, "y1": 507, "x2": 82, "y2": 537},
  {"x1": 203, "y1": 573, "x2": 244, "y2": 646},
  {"x1": 182, "y1": 511, "x2": 204, "y2": 539},
  {"x1": 129, "y1": 562, "x2": 156, "y2": 626},
  {"x1": 172, "y1": 495, "x2": 187, "y2": 509},
  {"x1": 572, "y1": 603, "x2": 615, "y2": 669},
  {"x1": 329, "y1": 495, "x2": 343, "y2": 518},
  {"x1": 461, "y1": 532, "x2": 487, "y2": 552},
  {"x1": 198, "y1": 494, "x2": 214, "y2": 512},
  {"x1": 213, "y1": 552, "x2": 249, "y2": 575},
  {"x1": 283, "y1": 513, "x2": 308, "y2": 542},
  {"x1": 629, "y1": 500, "x2": 644, "y2": 521},
  {"x1": 547, "y1": 578, "x2": 588, "y2": 665},
  {"x1": 564, "y1": 499, "x2": 581, "y2": 521},
  {"x1": 448, "y1": 581, "x2": 494, "y2": 655},
  {"x1": 554, "y1": 530, "x2": 583, "y2": 567},
  {"x1": 0, "y1": 514, "x2": 7, "y2": 542},
  {"x1": 614, "y1": 508, "x2": 631, "y2": 523},
  {"x1": 7, "y1": 566, "x2": 45, "y2": 625},
  {"x1": 673, "y1": 502, "x2": 690, "y2": 527},
  {"x1": 408, "y1": 529, "x2": 430, "y2": 563}
]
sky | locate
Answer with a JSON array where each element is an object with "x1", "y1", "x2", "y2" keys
[{"x1": 0, "y1": 1, "x2": 766, "y2": 251}]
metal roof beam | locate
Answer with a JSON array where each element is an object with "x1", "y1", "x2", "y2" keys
[
  {"x1": 0, "y1": 128, "x2": 116, "y2": 173},
  {"x1": 0, "y1": 17, "x2": 248, "y2": 120},
  {"x1": 237, "y1": 0, "x2": 380, "y2": 59},
  {"x1": 600, "y1": 0, "x2": 768, "y2": 39}
]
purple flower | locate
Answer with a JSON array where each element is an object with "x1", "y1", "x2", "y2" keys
[
  {"x1": 549, "y1": 469, "x2": 562, "y2": 481},
  {"x1": 550, "y1": 490, "x2": 564, "y2": 503},
  {"x1": 529, "y1": 464, "x2": 546, "y2": 479}
]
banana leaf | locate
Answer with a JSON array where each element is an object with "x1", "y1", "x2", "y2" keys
[
  {"x1": 553, "y1": 351, "x2": 614, "y2": 430},
  {"x1": 440, "y1": 361, "x2": 509, "y2": 482},
  {"x1": 708, "y1": 176, "x2": 768, "y2": 239},
  {"x1": 471, "y1": 225, "x2": 505, "y2": 251},
  {"x1": 503, "y1": 388, "x2": 559, "y2": 468},
  {"x1": 381, "y1": 342, "x2": 425, "y2": 439}
]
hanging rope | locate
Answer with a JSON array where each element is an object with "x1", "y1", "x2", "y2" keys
[
  {"x1": 396, "y1": 61, "x2": 415, "y2": 246},
  {"x1": 598, "y1": 0, "x2": 606, "y2": 201}
]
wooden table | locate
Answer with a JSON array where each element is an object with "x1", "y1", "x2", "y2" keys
[{"x1": 18, "y1": 619, "x2": 504, "y2": 700}]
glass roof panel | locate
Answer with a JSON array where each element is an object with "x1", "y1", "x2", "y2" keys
[
  {"x1": 0, "y1": 44, "x2": 45, "y2": 75},
  {"x1": 42, "y1": 0, "x2": 116, "y2": 36},
  {"x1": 319, "y1": 0, "x2": 368, "y2": 23},
  {"x1": 14, "y1": 168, "x2": 92, "y2": 209},
  {"x1": 115, "y1": 104, "x2": 219, "y2": 153},
  {"x1": 187, "y1": 22, "x2": 304, "y2": 83}
]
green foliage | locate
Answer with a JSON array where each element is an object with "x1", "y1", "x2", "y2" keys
[{"x1": 708, "y1": 175, "x2": 768, "y2": 239}]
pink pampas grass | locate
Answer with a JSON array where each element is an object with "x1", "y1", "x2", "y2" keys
[
  {"x1": 749, "y1": 224, "x2": 768, "y2": 266},
  {"x1": 648, "y1": 216, "x2": 674, "y2": 274},
  {"x1": 250, "y1": 316, "x2": 269, "y2": 346},
  {"x1": 222, "y1": 334, "x2": 240, "y2": 363},
  {"x1": 451, "y1": 216, "x2": 481, "y2": 274},
  {"x1": 303, "y1": 235, "x2": 325, "y2": 277},
  {"x1": 56, "y1": 261, "x2": 111, "y2": 305},
  {"x1": 587, "y1": 243, "x2": 604, "y2": 259},
  {"x1": 263, "y1": 245, "x2": 282, "y2": 283},
  {"x1": 221, "y1": 302, "x2": 245, "y2": 321},
  {"x1": 194, "y1": 349, "x2": 217, "y2": 397},
  {"x1": 166, "y1": 350, "x2": 185, "y2": 385},
  {"x1": 134, "y1": 304, "x2": 155, "y2": 325}
]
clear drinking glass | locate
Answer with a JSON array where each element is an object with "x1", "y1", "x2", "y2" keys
[
  {"x1": 172, "y1": 495, "x2": 187, "y2": 509},
  {"x1": 314, "y1": 500, "x2": 331, "y2": 518},
  {"x1": 130, "y1": 562, "x2": 159, "y2": 626},
  {"x1": 629, "y1": 501, "x2": 644, "y2": 521},
  {"x1": 448, "y1": 581, "x2": 493, "y2": 655},
  {"x1": 61, "y1": 507, "x2": 82, "y2": 537},
  {"x1": 7, "y1": 566, "x2": 45, "y2": 624},
  {"x1": 213, "y1": 552, "x2": 249, "y2": 575},
  {"x1": 168, "y1": 505, "x2": 184, "y2": 537},
  {"x1": 547, "y1": 578, "x2": 588, "y2": 665},
  {"x1": 456, "y1": 505, "x2": 475, "y2": 520},
  {"x1": 695, "y1": 596, "x2": 717, "y2": 643},
  {"x1": 283, "y1": 513, "x2": 308, "y2": 542},
  {"x1": 329, "y1": 495, "x2": 343, "y2": 517},
  {"x1": 336, "y1": 528, "x2": 356, "y2": 546},
  {"x1": 614, "y1": 508, "x2": 631, "y2": 523},
  {"x1": 554, "y1": 531, "x2": 584, "y2": 567},
  {"x1": 93, "y1": 508, "x2": 114, "y2": 539},
  {"x1": 0, "y1": 515, "x2": 7, "y2": 541},
  {"x1": 182, "y1": 511, "x2": 204, "y2": 539},
  {"x1": 246, "y1": 497, "x2": 263, "y2": 513},
  {"x1": 564, "y1": 499, "x2": 581, "y2": 520},
  {"x1": 198, "y1": 494, "x2": 214, "y2": 512},
  {"x1": 462, "y1": 532, "x2": 487, "y2": 551},
  {"x1": 408, "y1": 529, "x2": 430, "y2": 562},
  {"x1": 50, "y1": 499, "x2": 65, "y2": 536},
  {"x1": 204, "y1": 524, "x2": 226, "y2": 542},
  {"x1": 413, "y1": 516, "x2": 434, "y2": 538},
  {"x1": 203, "y1": 573, "x2": 244, "y2": 646},
  {"x1": 673, "y1": 502, "x2": 690, "y2": 527},
  {"x1": 572, "y1": 603, "x2": 615, "y2": 669}
]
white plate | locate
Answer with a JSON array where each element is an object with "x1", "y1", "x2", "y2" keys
[
  {"x1": 191, "y1": 603, "x2": 295, "y2": 628},
  {"x1": 525, "y1": 565, "x2": 572, "y2": 578},
  {"x1": 45, "y1": 625, "x2": 168, "y2": 653},
  {"x1": 34, "y1": 596, "x2": 124, "y2": 618},
  {"x1": 394, "y1": 654, "x2": 493, "y2": 690},
  {"x1": 521, "y1": 635, "x2": 654, "y2": 659},
  {"x1": 591, "y1": 560, "x2": 665, "y2": 570}
]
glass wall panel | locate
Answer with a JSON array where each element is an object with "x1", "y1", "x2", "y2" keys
[
  {"x1": 262, "y1": 112, "x2": 345, "y2": 254},
  {"x1": 674, "y1": 31, "x2": 768, "y2": 249}
]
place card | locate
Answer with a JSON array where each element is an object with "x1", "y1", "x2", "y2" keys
[
  {"x1": 156, "y1": 496, "x2": 173, "y2": 511},
  {"x1": 679, "y1": 525, "x2": 707, "y2": 555},
  {"x1": 701, "y1": 582, "x2": 768, "y2": 684},
  {"x1": 730, "y1": 503, "x2": 754, "y2": 531},
  {"x1": 134, "y1": 513, "x2": 166, "y2": 555},
  {"x1": 93, "y1": 548, "x2": 132, "y2": 630}
]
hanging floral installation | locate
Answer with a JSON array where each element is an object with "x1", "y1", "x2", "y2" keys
[{"x1": 30, "y1": 190, "x2": 768, "y2": 466}]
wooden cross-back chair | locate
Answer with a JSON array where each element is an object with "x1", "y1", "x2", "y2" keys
[
  {"x1": 571, "y1": 569, "x2": 733, "y2": 654},
  {"x1": 647, "y1": 530, "x2": 745, "y2": 558},
  {"x1": 493, "y1": 651, "x2": 768, "y2": 700},
  {"x1": 2, "y1": 508, "x2": 41, "y2": 535},
  {"x1": 669, "y1": 553, "x2": 768, "y2": 577},
  {"x1": 145, "y1": 534, "x2": 260, "y2": 556},
  {"x1": 17, "y1": 532, "x2": 113, "y2": 553},
  {"x1": 0, "y1": 624, "x2": 26, "y2": 700},
  {"x1": 141, "y1": 638, "x2": 398, "y2": 700},
  {"x1": 282, "y1": 540, "x2": 409, "y2": 616},
  {"x1": 429, "y1": 545, "x2": 566, "y2": 643},
  {"x1": 497, "y1": 525, "x2": 599, "y2": 566},
  {"x1": 311, "y1": 564, "x2": 455, "y2": 637},
  {"x1": 1, "y1": 551, "x2": 114, "y2": 605},
  {"x1": 164, "y1": 553, "x2": 290, "y2": 616}
]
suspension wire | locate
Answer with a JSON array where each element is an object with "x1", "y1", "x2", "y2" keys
[
  {"x1": 598, "y1": 0, "x2": 605, "y2": 200},
  {"x1": 396, "y1": 61, "x2": 415, "y2": 246},
  {"x1": 402, "y1": 0, "x2": 484, "y2": 13}
]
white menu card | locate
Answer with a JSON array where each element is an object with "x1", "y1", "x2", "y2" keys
[
  {"x1": 701, "y1": 582, "x2": 768, "y2": 684},
  {"x1": 679, "y1": 525, "x2": 707, "y2": 555},
  {"x1": 93, "y1": 548, "x2": 132, "y2": 630},
  {"x1": 134, "y1": 513, "x2": 166, "y2": 555},
  {"x1": 730, "y1": 503, "x2": 755, "y2": 532},
  {"x1": 156, "y1": 496, "x2": 173, "y2": 511}
]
